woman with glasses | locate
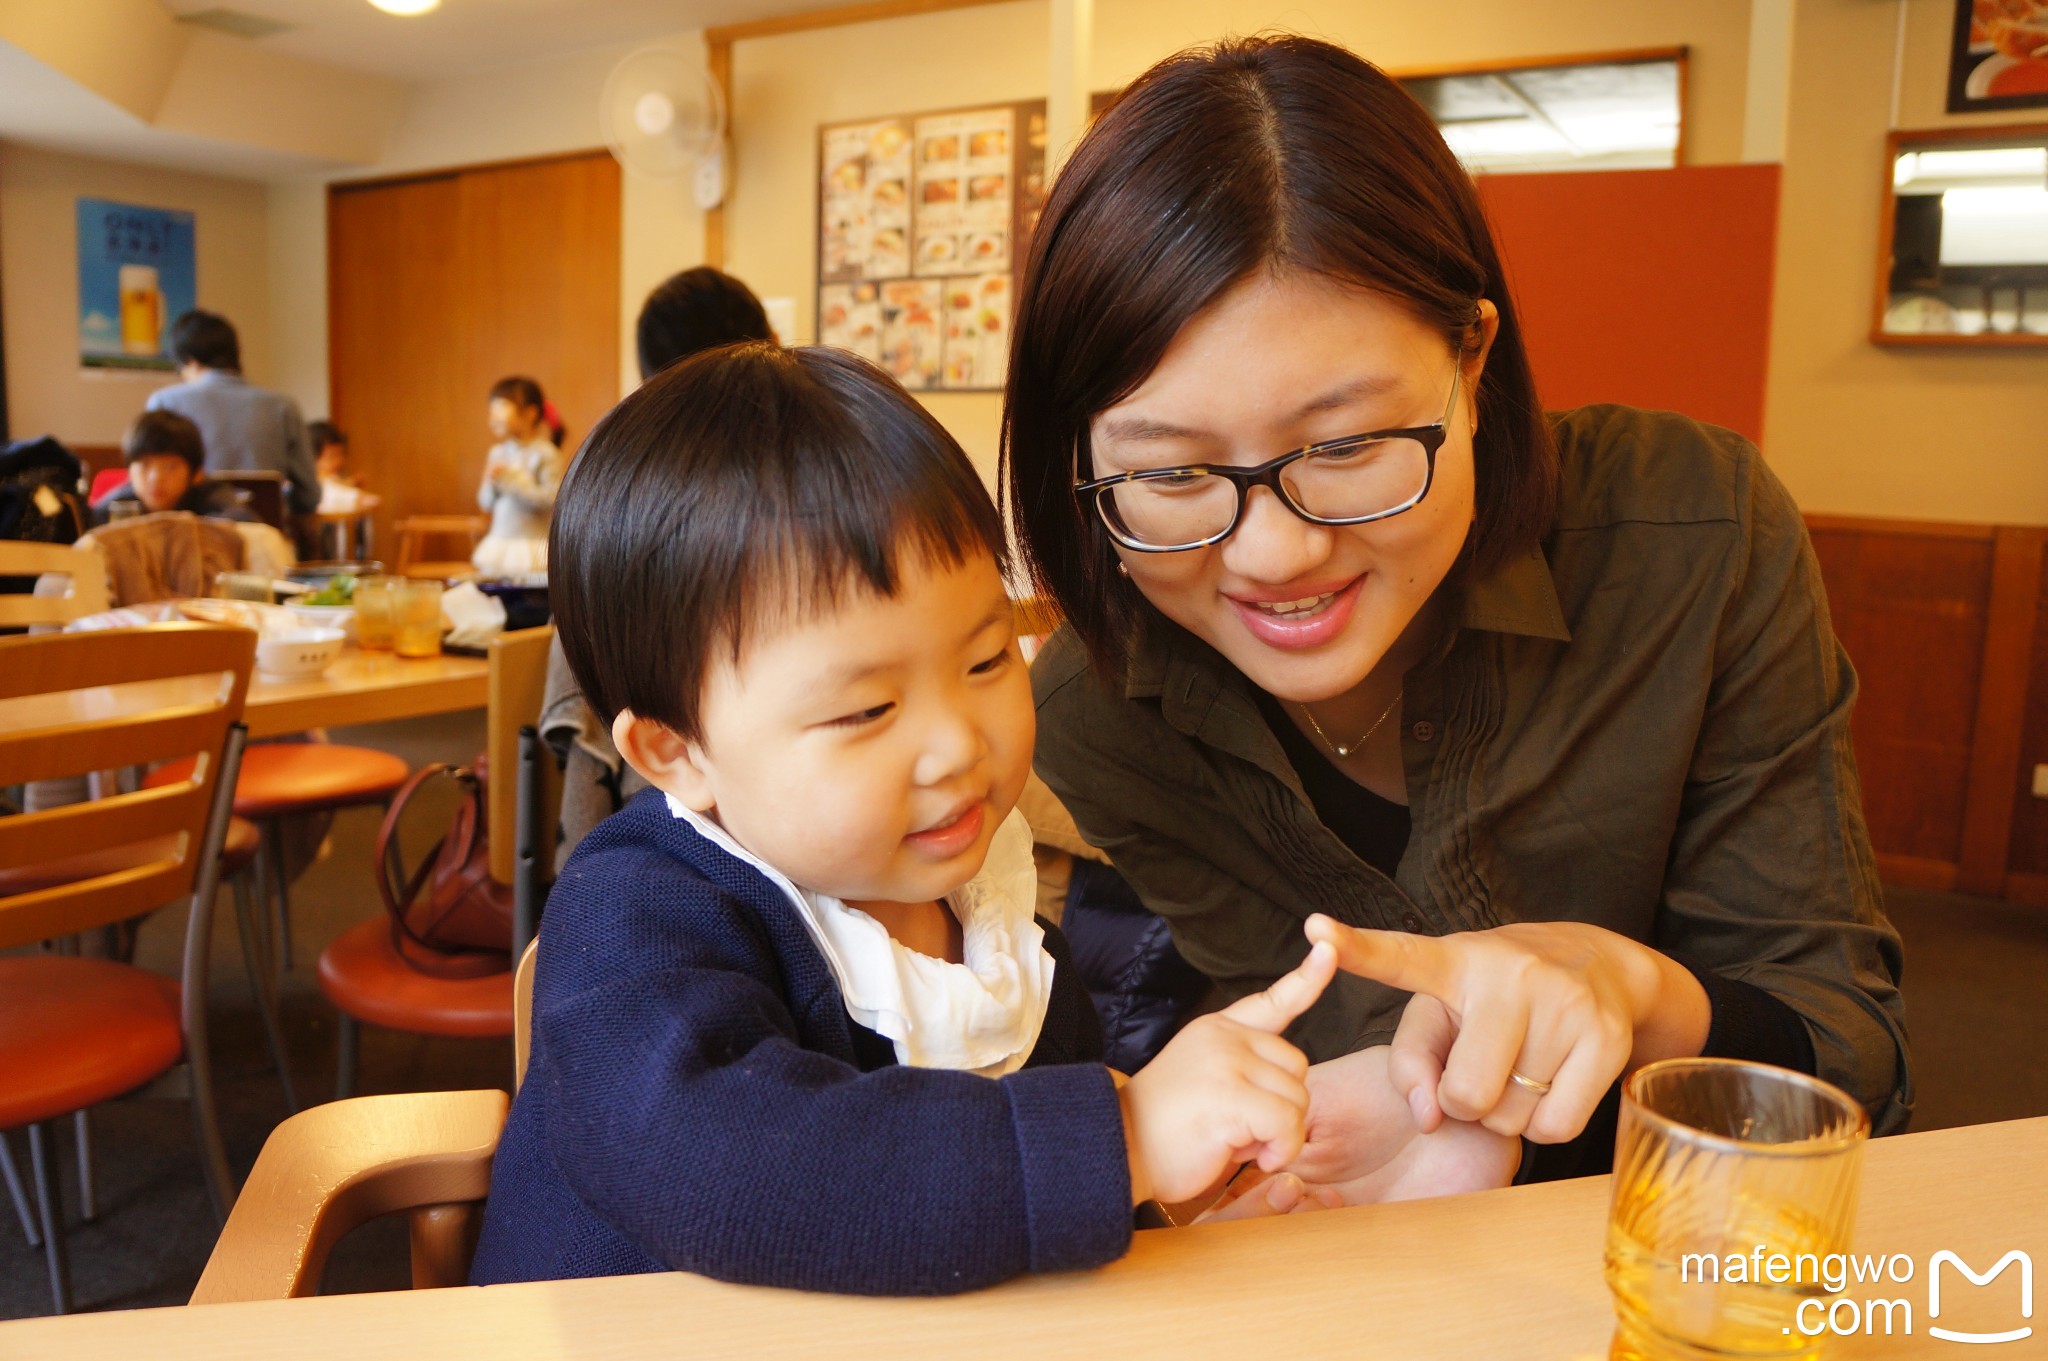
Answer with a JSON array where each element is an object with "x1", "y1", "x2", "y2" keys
[{"x1": 1005, "y1": 35, "x2": 1910, "y2": 1198}]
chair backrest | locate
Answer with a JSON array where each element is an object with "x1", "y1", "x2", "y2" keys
[
  {"x1": 514, "y1": 938, "x2": 538, "y2": 1092},
  {"x1": 188, "y1": 1088, "x2": 510, "y2": 1303},
  {"x1": 0, "y1": 624, "x2": 252, "y2": 948},
  {"x1": 395, "y1": 515, "x2": 488, "y2": 575},
  {"x1": 0, "y1": 541, "x2": 110, "y2": 628},
  {"x1": 209, "y1": 471, "x2": 289, "y2": 532},
  {"x1": 486, "y1": 625, "x2": 558, "y2": 886}
]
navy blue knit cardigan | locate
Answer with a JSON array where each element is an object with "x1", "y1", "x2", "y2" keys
[{"x1": 468, "y1": 790, "x2": 1134, "y2": 1294}]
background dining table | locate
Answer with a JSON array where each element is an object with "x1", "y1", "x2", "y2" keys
[{"x1": 0, "y1": 1115, "x2": 2039, "y2": 1359}]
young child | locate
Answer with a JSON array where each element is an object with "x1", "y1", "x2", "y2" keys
[
  {"x1": 468, "y1": 343, "x2": 1335, "y2": 1294},
  {"x1": 308, "y1": 420, "x2": 367, "y2": 513},
  {"x1": 94, "y1": 410, "x2": 256, "y2": 524},
  {"x1": 472, "y1": 376, "x2": 564, "y2": 582}
]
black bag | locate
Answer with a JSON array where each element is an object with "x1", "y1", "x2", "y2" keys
[{"x1": 0, "y1": 438, "x2": 88, "y2": 596}]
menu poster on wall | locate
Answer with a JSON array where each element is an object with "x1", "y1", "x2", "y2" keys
[
  {"x1": 818, "y1": 100, "x2": 1045, "y2": 391},
  {"x1": 821, "y1": 119, "x2": 913, "y2": 280},
  {"x1": 1948, "y1": 0, "x2": 2048, "y2": 111},
  {"x1": 77, "y1": 198, "x2": 196, "y2": 371}
]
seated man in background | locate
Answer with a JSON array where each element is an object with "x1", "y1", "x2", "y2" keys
[
  {"x1": 93, "y1": 410, "x2": 258, "y2": 524},
  {"x1": 147, "y1": 309, "x2": 319, "y2": 516},
  {"x1": 540, "y1": 267, "x2": 775, "y2": 869}
]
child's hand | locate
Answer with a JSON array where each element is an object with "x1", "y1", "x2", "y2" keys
[{"x1": 1118, "y1": 941, "x2": 1336, "y2": 1205}]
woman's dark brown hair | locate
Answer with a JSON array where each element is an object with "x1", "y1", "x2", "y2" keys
[{"x1": 1002, "y1": 34, "x2": 1558, "y2": 678}]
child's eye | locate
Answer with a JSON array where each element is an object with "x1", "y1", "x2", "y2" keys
[
  {"x1": 969, "y1": 649, "x2": 1011, "y2": 676},
  {"x1": 831, "y1": 703, "x2": 894, "y2": 728}
]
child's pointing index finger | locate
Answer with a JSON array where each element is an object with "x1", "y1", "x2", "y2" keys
[{"x1": 1218, "y1": 940, "x2": 1337, "y2": 1035}]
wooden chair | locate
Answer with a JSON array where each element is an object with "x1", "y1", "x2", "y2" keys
[
  {"x1": 189, "y1": 940, "x2": 538, "y2": 1304},
  {"x1": 0, "y1": 624, "x2": 254, "y2": 1313},
  {"x1": 187, "y1": 1088, "x2": 509, "y2": 1302},
  {"x1": 316, "y1": 627, "x2": 559, "y2": 1098},
  {"x1": 0, "y1": 542, "x2": 110, "y2": 629},
  {"x1": 209, "y1": 472, "x2": 290, "y2": 533},
  {"x1": 393, "y1": 514, "x2": 488, "y2": 581}
]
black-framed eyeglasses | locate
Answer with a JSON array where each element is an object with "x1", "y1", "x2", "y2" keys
[{"x1": 1074, "y1": 364, "x2": 1462, "y2": 553}]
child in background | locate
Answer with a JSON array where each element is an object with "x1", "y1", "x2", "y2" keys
[
  {"x1": 468, "y1": 343, "x2": 1336, "y2": 1294},
  {"x1": 94, "y1": 411, "x2": 256, "y2": 524},
  {"x1": 309, "y1": 420, "x2": 367, "y2": 513},
  {"x1": 472, "y1": 376, "x2": 563, "y2": 583}
]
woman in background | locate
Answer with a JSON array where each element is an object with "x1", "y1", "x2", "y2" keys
[{"x1": 474, "y1": 376, "x2": 564, "y2": 582}]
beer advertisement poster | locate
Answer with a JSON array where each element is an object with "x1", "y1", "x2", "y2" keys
[{"x1": 76, "y1": 197, "x2": 196, "y2": 371}]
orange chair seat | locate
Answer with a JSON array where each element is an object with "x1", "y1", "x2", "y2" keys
[
  {"x1": 147, "y1": 744, "x2": 410, "y2": 819},
  {"x1": 0, "y1": 816, "x2": 260, "y2": 899},
  {"x1": 317, "y1": 917, "x2": 513, "y2": 1038},
  {"x1": 0, "y1": 957, "x2": 182, "y2": 1128}
]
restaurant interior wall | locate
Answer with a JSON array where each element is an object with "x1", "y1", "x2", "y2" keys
[
  {"x1": 724, "y1": 0, "x2": 1051, "y2": 485},
  {"x1": 1764, "y1": 0, "x2": 2048, "y2": 528},
  {"x1": 266, "y1": 30, "x2": 709, "y2": 419},
  {"x1": 0, "y1": 140, "x2": 272, "y2": 447}
]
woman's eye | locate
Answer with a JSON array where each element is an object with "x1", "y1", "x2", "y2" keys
[
  {"x1": 1310, "y1": 439, "x2": 1390, "y2": 467},
  {"x1": 831, "y1": 703, "x2": 894, "y2": 728},
  {"x1": 969, "y1": 649, "x2": 1011, "y2": 676}
]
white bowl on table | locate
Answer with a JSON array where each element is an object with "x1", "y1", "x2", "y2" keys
[
  {"x1": 256, "y1": 627, "x2": 346, "y2": 679},
  {"x1": 285, "y1": 600, "x2": 357, "y2": 643}
]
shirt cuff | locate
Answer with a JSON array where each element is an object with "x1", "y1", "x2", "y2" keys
[
  {"x1": 1002, "y1": 1063, "x2": 1134, "y2": 1273},
  {"x1": 1674, "y1": 957, "x2": 1817, "y2": 1076}
]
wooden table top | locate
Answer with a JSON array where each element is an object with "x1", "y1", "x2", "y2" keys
[
  {"x1": 241, "y1": 646, "x2": 487, "y2": 738},
  {"x1": 3, "y1": 1116, "x2": 2041, "y2": 1360},
  {"x1": 0, "y1": 645, "x2": 488, "y2": 743}
]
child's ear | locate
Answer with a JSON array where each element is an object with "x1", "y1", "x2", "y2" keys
[{"x1": 611, "y1": 709, "x2": 715, "y2": 811}]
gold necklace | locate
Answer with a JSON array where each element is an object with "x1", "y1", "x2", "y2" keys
[{"x1": 1297, "y1": 692, "x2": 1401, "y2": 760}]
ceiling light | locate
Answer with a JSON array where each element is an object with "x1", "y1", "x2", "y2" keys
[{"x1": 369, "y1": 0, "x2": 440, "y2": 14}]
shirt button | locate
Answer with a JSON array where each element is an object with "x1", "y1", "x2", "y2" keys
[
  {"x1": 1400, "y1": 912, "x2": 1426, "y2": 932},
  {"x1": 1410, "y1": 720, "x2": 1436, "y2": 743}
]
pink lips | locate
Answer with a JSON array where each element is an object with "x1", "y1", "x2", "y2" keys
[
  {"x1": 1226, "y1": 575, "x2": 1364, "y2": 651},
  {"x1": 904, "y1": 801, "x2": 986, "y2": 859}
]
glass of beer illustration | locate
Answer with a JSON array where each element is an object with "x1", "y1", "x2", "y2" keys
[{"x1": 119, "y1": 264, "x2": 163, "y2": 357}]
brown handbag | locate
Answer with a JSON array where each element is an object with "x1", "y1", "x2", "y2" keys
[{"x1": 374, "y1": 756, "x2": 514, "y2": 979}]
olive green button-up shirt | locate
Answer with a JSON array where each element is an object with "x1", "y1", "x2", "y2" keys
[{"x1": 1032, "y1": 405, "x2": 1912, "y2": 1136}]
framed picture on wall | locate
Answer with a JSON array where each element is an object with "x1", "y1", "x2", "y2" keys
[
  {"x1": 76, "y1": 198, "x2": 196, "y2": 372},
  {"x1": 1948, "y1": 1, "x2": 2048, "y2": 113}
]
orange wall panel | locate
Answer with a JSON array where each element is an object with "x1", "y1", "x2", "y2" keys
[{"x1": 1477, "y1": 164, "x2": 1781, "y2": 444}]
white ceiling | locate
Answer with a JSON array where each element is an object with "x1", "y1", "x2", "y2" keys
[{"x1": 164, "y1": 0, "x2": 837, "y2": 82}]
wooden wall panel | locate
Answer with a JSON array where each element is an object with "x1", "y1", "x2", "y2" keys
[
  {"x1": 328, "y1": 151, "x2": 621, "y2": 547},
  {"x1": 2001, "y1": 548, "x2": 2048, "y2": 879},
  {"x1": 1805, "y1": 520, "x2": 1993, "y2": 869}
]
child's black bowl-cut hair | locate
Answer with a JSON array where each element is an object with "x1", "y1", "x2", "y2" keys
[{"x1": 551, "y1": 341, "x2": 1008, "y2": 740}]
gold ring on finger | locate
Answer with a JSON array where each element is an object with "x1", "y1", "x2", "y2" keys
[{"x1": 1508, "y1": 1068, "x2": 1553, "y2": 1096}]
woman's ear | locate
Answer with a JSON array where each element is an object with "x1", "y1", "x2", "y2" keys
[
  {"x1": 1464, "y1": 298, "x2": 1502, "y2": 437},
  {"x1": 611, "y1": 709, "x2": 716, "y2": 811}
]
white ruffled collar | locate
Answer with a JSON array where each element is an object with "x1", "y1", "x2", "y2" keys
[{"x1": 665, "y1": 795, "x2": 1055, "y2": 1077}]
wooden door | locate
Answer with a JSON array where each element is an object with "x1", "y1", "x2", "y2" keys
[{"x1": 328, "y1": 151, "x2": 621, "y2": 552}]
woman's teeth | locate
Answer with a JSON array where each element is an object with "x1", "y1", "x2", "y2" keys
[{"x1": 1253, "y1": 593, "x2": 1336, "y2": 617}]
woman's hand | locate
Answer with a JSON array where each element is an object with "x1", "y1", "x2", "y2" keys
[
  {"x1": 1304, "y1": 916, "x2": 1710, "y2": 1144},
  {"x1": 1197, "y1": 1047, "x2": 1519, "y2": 1220}
]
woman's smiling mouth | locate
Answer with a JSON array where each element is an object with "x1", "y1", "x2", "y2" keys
[{"x1": 1226, "y1": 576, "x2": 1364, "y2": 649}]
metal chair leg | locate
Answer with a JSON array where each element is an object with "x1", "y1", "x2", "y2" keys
[
  {"x1": 1, "y1": 1129, "x2": 41, "y2": 1248},
  {"x1": 232, "y1": 874, "x2": 300, "y2": 1112},
  {"x1": 264, "y1": 819, "x2": 295, "y2": 973},
  {"x1": 27, "y1": 1122, "x2": 71, "y2": 1315},
  {"x1": 336, "y1": 1013, "x2": 359, "y2": 1101},
  {"x1": 73, "y1": 1109, "x2": 94, "y2": 1222}
]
